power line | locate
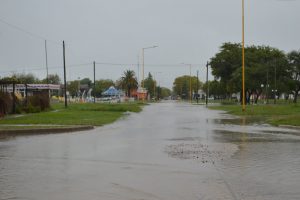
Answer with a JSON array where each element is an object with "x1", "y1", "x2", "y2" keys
[
  {"x1": 94, "y1": 62, "x2": 206, "y2": 67},
  {"x1": 0, "y1": 17, "x2": 60, "y2": 45},
  {"x1": 0, "y1": 62, "x2": 208, "y2": 75}
]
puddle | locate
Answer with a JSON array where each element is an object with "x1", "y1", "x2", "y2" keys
[{"x1": 212, "y1": 130, "x2": 300, "y2": 143}]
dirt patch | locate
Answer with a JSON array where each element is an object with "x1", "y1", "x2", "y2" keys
[{"x1": 165, "y1": 142, "x2": 236, "y2": 164}]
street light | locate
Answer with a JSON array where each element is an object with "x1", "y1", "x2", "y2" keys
[
  {"x1": 181, "y1": 63, "x2": 192, "y2": 103},
  {"x1": 142, "y1": 45, "x2": 158, "y2": 89}
]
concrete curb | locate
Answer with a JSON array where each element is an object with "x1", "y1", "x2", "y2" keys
[
  {"x1": 278, "y1": 125, "x2": 300, "y2": 130},
  {"x1": 0, "y1": 125, "x2": 94, "y2": 138}
]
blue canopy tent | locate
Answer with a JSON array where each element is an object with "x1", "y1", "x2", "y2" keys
[{"x1": 102, "y1": 86, "x2": 123, "y2": 96}]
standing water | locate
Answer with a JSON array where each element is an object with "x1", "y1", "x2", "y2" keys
[{"x1": 1, "y1": 102, "x2": 300, "y2": 200}]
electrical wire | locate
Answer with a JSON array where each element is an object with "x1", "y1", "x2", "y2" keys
[{"x1": 0, "y1": 17, "x2": 60, "y2": 45}]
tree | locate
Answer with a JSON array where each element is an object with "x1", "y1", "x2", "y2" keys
[
  {"x1": 210, "y1": 43, "x2": 288, "y2": 104},
  {"x1": 119, "y1": 70, "x2": 138, "y2": 97},
  {"x1": 80, "y1": 78, "x2": 92, "y2": 87},
  {"x1": 287, "y1": 50, "x2": 300, "y2": 103},
  {"x1": 142, "y1": 73, "x2": 156, "y2": 98},
  {"x1": 12, "y1": 73, "x2": 40, "y2": 84},
  {"x1": 173, "y1": 75, "x2": 202, "y2": 100},
  {"x1": 42, "y1": 74, "x2": 61, "y2": 84},
  {"x1": 202, "y1": 80, "x2": 226, "y2": 99},
  {"x1": 160, "y1": 87, "x2": 171, "y2": 99},
  {"x1": 67, "y1": 81, "x2": 80, "y2": 97},
  {"x1": 210, "y1": 43, "x2": 242, "y2": 97},
  {"x1": 93, "y1": 79, "x2": 114, "y2": 97}
]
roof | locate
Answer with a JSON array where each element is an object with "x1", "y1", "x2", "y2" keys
[{"x1": 102, "y1": 86, "x2": 123, "y2": 96}]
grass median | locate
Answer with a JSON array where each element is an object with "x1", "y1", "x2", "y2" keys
[
  {"x1": 0, "y1": 102, "x2": 144, "y2": 127},
  {"x1": 209, "y1": 104, "x2": 300, "y2": 127}
]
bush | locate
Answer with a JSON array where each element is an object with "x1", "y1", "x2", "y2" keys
[
  {"x1": 0, "y1": 92, "x2": 13, "y2": 116},
  {"x1": 28, "y1": 93, "x2": 50, "y2": 111},
  {"x1": 23, "y1": 104, "x2": 41, "y2": 113}
]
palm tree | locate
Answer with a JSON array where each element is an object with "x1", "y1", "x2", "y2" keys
[{"x1": 120, "y1": 70, "x2": 138, "y2": 97}]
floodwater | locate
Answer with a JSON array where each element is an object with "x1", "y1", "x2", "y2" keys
[{"x1": 1, "y1": 102, "x2": 300, "y2": 200}]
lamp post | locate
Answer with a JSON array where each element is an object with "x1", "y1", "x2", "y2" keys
[{"x1": 141, "y1": 46, "x2": 158, "y2": 88}]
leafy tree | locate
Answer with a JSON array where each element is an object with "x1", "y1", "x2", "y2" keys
[
  {"x1": 287, "y1": 50, "x2": 300, "y2": 103},
  {"x1": 210, "y1": 43, "x2": 242, "y2": 97},
  {"x1": 80, "y1": 78, "x2": 92, "y2": 87},
  {"x1": 67, "y1": 80, "x2": 80, "y2": 97},
  {"x1": 173, "y1": 75, "x2": 202, "y2": 100},
  {"x1": 210, "y1": 43, "x2": 288, "y2": 104},
  {"x1": 119, "y1": 70, "x2": 138, "y2": 97},
  {"x1": 159, "y1": 87, "x2": 172, "y2": 99},
  {"x1": 142, "y1": 73, "x2": 156, "y2": 98},
  {"x1": 202, "y1": 80, "x2": 226, "y2": 99},
  {"x1": 12, "y1": 73, "x2": 40, "y2": 84},
  {"x1": 93, "y1": 79, "x2": 114, "y2": 97},
  {"x1": 42, "y1": 74, "x2": 61, "y2": 84}
]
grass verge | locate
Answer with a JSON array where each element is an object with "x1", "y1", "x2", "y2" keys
[
  {"x1": 0, "y1": 102, "x2": 144, "y2": 127},
  {"x1": 209, "y1": 104, "x2": 300, "y2": 127}
]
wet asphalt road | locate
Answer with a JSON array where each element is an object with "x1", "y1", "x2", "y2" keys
[{"x1": 1, "y1": 101, "x2": 300, "y2": 200}]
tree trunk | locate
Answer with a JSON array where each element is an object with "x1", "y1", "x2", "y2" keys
[
  {"x1": 254, "y1": 91, "x2": 261, "y2": 104},
  {"x1": 293, "y1": 90, "x2": 299, "y2": 103}
]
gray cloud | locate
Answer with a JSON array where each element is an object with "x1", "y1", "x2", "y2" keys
[{"x1": 0, "y1": 0, "x2": 299, "y2": 88}]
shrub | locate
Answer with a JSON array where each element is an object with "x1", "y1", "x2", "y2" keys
[
  {"x1": 28, "y1": 93, "x2": 50, "y2": 111},
  {"x1": 0, "y1": 92, "x2": 13, "y2": 116}
]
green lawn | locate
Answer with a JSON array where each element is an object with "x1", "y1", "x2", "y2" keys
[
  {"x1": 0, "y1": 102, "x2": 144, "y2": 126},
  {"x1": 209, "y1": 104, "x2": 300, "y2": 127}
]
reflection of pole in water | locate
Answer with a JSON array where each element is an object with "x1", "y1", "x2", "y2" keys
[{"x1": 241, "y1": 117, "x2": 248, "y2": 143}]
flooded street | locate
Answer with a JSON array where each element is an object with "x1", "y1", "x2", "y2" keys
[{"x1": 1, "y1": 102, "x2": 300, "y2": 200}]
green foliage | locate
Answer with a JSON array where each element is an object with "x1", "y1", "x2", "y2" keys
[
  {"x1": 67, "y1": 80, "x2": 80, "y2": 97},
  {"x1": 210, "y1": 42, "x2": 288, "y2": 103},
  {"x1": 173, "y1": 75, "x2": 202, "y2": 99},
  {"x1": 142, "y1": 73, "x2": 156, "y2": 98},
  {"x1": 118, "y1": 70, "x2": 138, "y2": 97},
  {"x1": 0, "y1": 92, "x2": 12, "y2": 115},
  {"x1": 42, "y1": 74, "x2": 61, "y2": 84},
  {"x1": 286, "y1": 50, "x2": 300, "y2": 103},
  {"x1": 22, "y1": 94, "x2": 50, "y2": 113},
  {"x1": 93, "y1": 79, "x2": 115, "y2": 97},
  {"x1": 80, "y1": 78, "x2": 92, "y2": 87},
  {"x1": 12, "y1": 73, "x2": 40, "y2": 84},
  {"x1": 202, "y1": 80, "x2": 226, "y2": 99},
  {"x1": 210, "y1": 104, "x2": 300, "y2": 126},
  {"x1": 160, "y1": 87, "x2": 172, "y2": 99}
]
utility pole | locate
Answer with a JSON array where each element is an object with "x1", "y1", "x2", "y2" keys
[
  {"x1": 266, "y1": 66, "x2": 269, "y2": 104},
  {"x1": 45, "y1": 40, "x2": 49, "y2": 84},
  {"x1": 274, "y1": 60, "x2": 277, "y2": 104},
  {"x1": 142, "y1": 48, "x2": 145, "y2": 88},
  {"x1": 206, "y1": 62, "x2": 209, "y2": 107},
  {"x1": 189, "y1": 64, "x2": 192, "y2": 103},
  {"x1": 242, "y1": 0, "x2": 246, "y2": 111},
  {"x1": 63, "y1": 41, "x2": 67, "y2": 108},
  {"x1": 197, "y1": 70, "x2": 199, "y2": 104},
  {"x1": 93, "y1": 61, "x2": 96, "y2": 103},
  {"x1": 137, "y1": 54, "x2": 140, "y2": 85}
]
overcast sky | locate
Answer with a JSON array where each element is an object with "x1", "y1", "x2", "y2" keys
[{"x1": 0, "y1": 0, "x2": 299, "y2": 88}]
